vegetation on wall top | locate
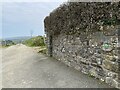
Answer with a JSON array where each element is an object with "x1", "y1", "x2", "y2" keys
[{"x1": 44, "y1": 2, "x2": 120, "y2": 35}]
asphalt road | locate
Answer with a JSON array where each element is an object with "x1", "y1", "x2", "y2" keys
[{"x1": 1, "y1": 44, "x2": 112, "y2": 88}]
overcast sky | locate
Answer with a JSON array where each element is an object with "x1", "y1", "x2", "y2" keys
[{"x1": 1, "y1": 0, "x2": 67, "y2": 39}]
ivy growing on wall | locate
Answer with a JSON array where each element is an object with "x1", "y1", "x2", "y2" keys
[{"x1": 102, "y1": 17, "x2": 120, "y2": 25}]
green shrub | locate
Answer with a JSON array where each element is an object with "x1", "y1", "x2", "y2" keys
[
  {"x1": 24, "y1": 36, "x2": 45, "y2": 47},
  {"x1": 1, "y1": 40, "x2": 15, "y2": 47}
]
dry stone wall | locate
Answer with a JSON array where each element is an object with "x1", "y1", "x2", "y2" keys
[
  {"x1": 51, "y1": 28, "x2": 119, "y2": 88},
  {"x1": 44, "y1": 2, "x2": 120, "y2": 88}
]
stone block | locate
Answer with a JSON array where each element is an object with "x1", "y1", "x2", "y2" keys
[
  {"x1": 96, "y1": 58, "x2": 103, "y2": 65},
  {"x1": 104, "y1": 55, "x2": 118, "y2": 62},
  {"x1": 107, "y1": 71, "x2": 118, "y2": 79},
  {"x1": 89, "y1": 68, "x2": 98, "y2": 77},
  {"x1": 81, "y1": 65, "x2": 90, "y2": 75},
  {"x1": 106, "y1": 77, "x2": 119, "y2": 88},
  {"x1": 97, "y1": 68, "x2": 105, "y2": 77},
  {"x1": 61, "y1": 47, "x2": 65, "y2": 53},
  {"x1": 74, "y1": 65, "x2": 81, "y2": 71},
  {"x1": 103, "y1": 60, "x2": 118, "y2": 72}
]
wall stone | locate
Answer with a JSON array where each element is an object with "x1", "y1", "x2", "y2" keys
[
  {"x1": 49, "y1": 30, "x2": 119, "y2": 88},
  {"x1": 44, "y1": 2, "x2": 120, "y2": 89}
]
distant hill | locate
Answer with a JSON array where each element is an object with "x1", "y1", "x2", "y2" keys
[
  {"x1": 3, "y1": 36, "x2": 32, "y2": 44},
  {"x1": 4, "y1": 36, "x2": 31, "y2": 40}
]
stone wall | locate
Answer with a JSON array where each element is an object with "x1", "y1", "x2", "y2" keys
[
  {"x1": 44, "y1": 2, "x2": 120, "y2": 88},
  {"x1": 52, "y1": 28, "x2": 119, "y2": 88}
]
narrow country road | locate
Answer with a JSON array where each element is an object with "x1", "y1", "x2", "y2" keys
[{"x1": 1, "y1": 44, "x2": 112, "y2": 88}]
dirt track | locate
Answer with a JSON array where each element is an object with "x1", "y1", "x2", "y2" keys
[{"x1": 1, "y1": 44, "x2": 112, "y2": 88}]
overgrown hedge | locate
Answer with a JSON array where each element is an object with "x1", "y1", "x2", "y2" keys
[{"x1": 44, "y1": 2, "x2": 120, "y2": 35}]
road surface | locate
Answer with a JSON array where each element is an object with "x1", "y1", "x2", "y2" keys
[{"x1": 1, "y1": 44, "x2": 112, "y2": 88}]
